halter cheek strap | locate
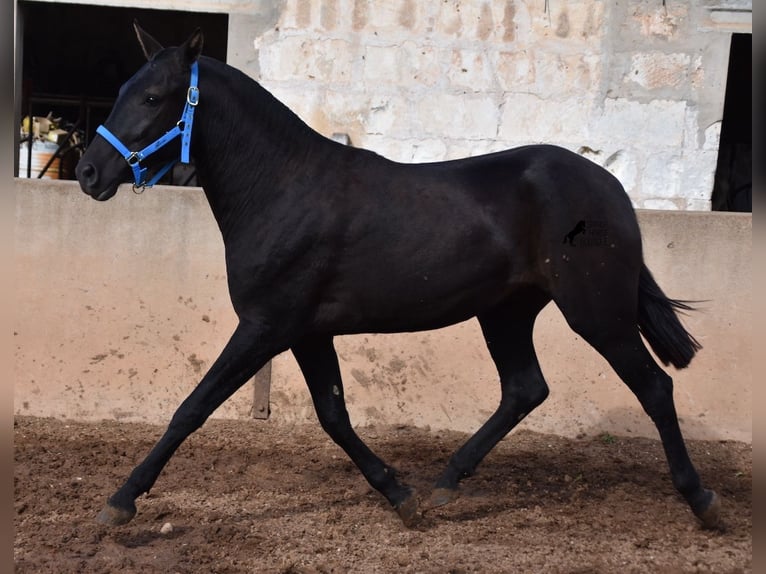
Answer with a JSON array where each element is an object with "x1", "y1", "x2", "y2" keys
[{"x1": 96, "y1": 61, "x2": 199, "y2": 192}]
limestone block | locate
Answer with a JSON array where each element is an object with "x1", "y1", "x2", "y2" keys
[
  {"x1": 321, "y1": 89, "x2": 373, "y2": 135},
  {"x1": 260, "y1": 36, "x2": 354, "y2": 83},
  {"x1": 359, "y1": 0, "x2": 421, "y2": 34},
  {"x1": 265, "y1": 84, "x2": 323, "y2": 130},
  {"x1": 497, "y1": 49, "x2": 602, "y2": 98},
  {"x1": 631, "y1": 1, "x2": 689, "y2": 40},
  {"x1": 506, "y1": 0, "x2": 530, "y2": 43},
  {"x1": 601, "y1": 149, "x2": 639, "y2": 196},
  {"x1": 447, "y1": 49, "x2": 495, "y2": 92},
  {"x1": 399, "y1": 42, "x2": 442, "y2": 86},
  {"x1": 625, "y1": 52, "x2": 692, "y2": 90},
  {"x1": 417, "y1": 93, "x2": 499, "y2": 140},
  {"x1": 498, "y1": 93, "x2": 591, "y2": 144},
  {"x1": 683, "y1": 105, "x2": 703, "y2": 150},
  {"x1": 279, "y1": 0, "x2": 314, "y2": 31},
  {"x1": 410, "y1": 138, "x2": 449, "y2": 162},
  {"x1": 703, "y1": 121, "x2": 722, "y2": 151},
  {"x1": 679, "y1": 150, "x2": 719, "y2": 201},
  {"x1": 364, "y1": 42, "x2": 441, "y2": 87},
  {"x1": 643, "y1": 153, "x2": 683, "y2": 199},
  {"x1": 532, "y1": 51, "x2": 600, "y2": 96},
  {"x1": 366, "y1": 95, "x2": 412, "y2": 136},
  {"x1": 319, "y1": 0, "x2": 342, "y2": 32},
  {"x1": 492, "y1": 50, "x2": 535, "y2": 92},
  {"x1": 433, "y1": 0, "x2": 474, "y2": 38},
  {"x1": 279, "y1": 0, "x2": 350, "y2": 33},
  {"x1": 527, "y1": 0, "x2": 605, "y2": 42},
  {"x1": 594, "y1": 98, "x2": 686, "y2": 148},
  {"x1": 429, "y1": 0, "x2": 522, "y2": 43},
  {"x1": 357, "y1": 135, "x2": 401, "y2": 161},
  {"x1": 689, "y1": 54, "x2": 706, "y2": 92},
  {"x1": 363, "y1": 45, "x2": 399, "y2": 83}
]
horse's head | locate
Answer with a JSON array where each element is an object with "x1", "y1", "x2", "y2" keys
[{"x1": 76, "y1": 22, "x2": 203, "y2": 200}]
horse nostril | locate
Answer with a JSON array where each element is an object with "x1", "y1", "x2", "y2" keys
[{"x1": 77, "y1": 162, "x2": 98, "y2": 187}]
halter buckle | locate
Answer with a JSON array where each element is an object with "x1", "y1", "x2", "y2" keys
[
  {"x1": 126, "y1": 152, "x2": 141, "y2": 166},
  {"x1": 187, "y1": 86, "x2": 200, "y2": 106}
]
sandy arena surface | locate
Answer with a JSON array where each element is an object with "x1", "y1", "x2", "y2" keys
[{"x1": 14, "y1": 416, "x2": 751, "y2": 573}]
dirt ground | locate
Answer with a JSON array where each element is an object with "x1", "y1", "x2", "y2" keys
[{"x1": 14, "y1": 416, "x2": 751, "y2": 573}]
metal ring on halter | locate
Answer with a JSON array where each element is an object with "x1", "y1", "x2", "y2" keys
[{"x1": 132, "y1": 183, "x2": 146, "y2": 194}]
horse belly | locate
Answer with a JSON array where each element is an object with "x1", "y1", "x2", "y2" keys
[{"x1": 314, "y1": 238, "x2": 520, "y2": 334}]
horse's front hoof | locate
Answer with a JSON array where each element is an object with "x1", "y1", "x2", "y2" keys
[
  {"x1": 395, "y1": 491, "x2": 421, "y2": 528},
  {"x1": 694, "y1": 489, "x2": 722, "y2": 529},
  {"x1": 96, "y1": 501, "x2": 137, "y2": 526},
  {"x1": 425, "y1": 487, "x2": 459, "y2": 510}
]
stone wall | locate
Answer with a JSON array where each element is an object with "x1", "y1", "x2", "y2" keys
[
  {"x1": 224, "y1": 0, "x2": 751, "y2": 210},
  {"x1": 20, "y1": 0, "x2": 751, "y2": 208}
]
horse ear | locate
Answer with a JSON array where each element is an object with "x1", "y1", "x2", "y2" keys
[
  {"x1": 182, "y1": 28, "x2": 204, "y2": 65},
  {"x1": 133, "y1": 20, "x2": 164, "y2": 61}
]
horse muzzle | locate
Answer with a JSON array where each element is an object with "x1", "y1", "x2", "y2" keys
[{"x1": 75, "y1": 160, "x2": 121, "y2": 201}]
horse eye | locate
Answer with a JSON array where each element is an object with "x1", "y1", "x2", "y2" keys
[{"x1": 144, "y1": 95, "x2": 159, "y2": 106}]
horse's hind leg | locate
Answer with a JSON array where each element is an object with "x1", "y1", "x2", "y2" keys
[
  {"x1": 429, "y1": 288, "x2": 551, "y2": 508},
  {"x1": 291, "y1": 335, "x2": 420, "y2": 526},
  {"x1": 556, "y1": 290, "x2": 720, "y2": 528}
]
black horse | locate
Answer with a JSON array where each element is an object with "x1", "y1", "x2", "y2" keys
[{"x1": 76, "y1": 24, "x2": 719, "y2": 529}]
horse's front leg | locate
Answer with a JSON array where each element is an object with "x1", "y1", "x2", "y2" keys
[
  {"x1": 97, "y1": 320, "x2": 275, "y2": 526},
  {"x1": 292, "y1": 336, "x2": 420, "y2": 526}
]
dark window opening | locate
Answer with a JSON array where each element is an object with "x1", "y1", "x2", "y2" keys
[
  {"x1": 16, "y1": 1, "x2": 228, "y2": 184},
  {"x1": 711, "y1": 33, "x2": 751, "y2": 212}
]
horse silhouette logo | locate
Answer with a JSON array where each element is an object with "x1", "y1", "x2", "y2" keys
[{"x1": 563, "y1": 220, "x2": 586, "y2": 245}]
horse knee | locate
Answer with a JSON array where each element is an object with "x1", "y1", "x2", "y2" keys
[
  {"x1": 168, "y1": 404, "x2": 207, "y2": 435},
  {"x1": 315, "y1": 403, "x2": 352, "y2": 441},
  {"x1": 500, "y1": 370, "x2": 549, "y2": 416}
]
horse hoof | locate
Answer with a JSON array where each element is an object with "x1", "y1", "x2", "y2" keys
[
  {"x1": 96, "y1": 502, "x2": 136, "y2": 526},
  {"x1": 695, "y1": 489, "x2": 722, "y2": 529},
  {"x1": 426, "y1": 487, "x2": 458, "y2": 510},
  {"x1": 396, "y1": 492, "x2": 421, "y2": 528}
]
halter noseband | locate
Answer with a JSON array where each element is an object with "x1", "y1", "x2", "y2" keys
[{"x1": 96, "y1": 61, "x2": 199, "y2": 193}]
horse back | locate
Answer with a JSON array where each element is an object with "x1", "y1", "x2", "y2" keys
[{"x1": 301, "y1": 144, "x2": 641, "y2": 334}]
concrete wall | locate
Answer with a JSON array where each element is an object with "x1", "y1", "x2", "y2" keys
[
  {"x1": 14, "y1": 180, "x2": 751, "y2": 443},
  {"x1": 20, "y1": 0, "x2": 752, "y2": 209}
]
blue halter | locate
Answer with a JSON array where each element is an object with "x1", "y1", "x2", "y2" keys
[{"x1": 96, "y1": 61, "x2": 200, "y2": 192}]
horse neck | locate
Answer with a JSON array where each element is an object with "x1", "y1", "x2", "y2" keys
[{"x1": 192, "y1": 58, "x2": 329, "y2": 236}]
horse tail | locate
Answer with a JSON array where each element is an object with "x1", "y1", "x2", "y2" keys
[{"x1": 637, "y1": 264, "x2": 702, "y2": 369}]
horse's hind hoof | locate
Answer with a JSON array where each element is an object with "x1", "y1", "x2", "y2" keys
[
  {"x1": 395, "y1": 492, "x2": 421, "y2": 528},
  {"x1": 695, "y1": 489, "x2": 722, "y2": 529},
  {"x1": 96, "y1": 501, "x2": 136, "y2": 526},
  {"x1": 425, "y1": 487, "x2": 459, "y2": 510}
]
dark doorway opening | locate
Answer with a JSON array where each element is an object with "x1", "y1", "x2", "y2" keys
[
  {"x1": 16, "y1": 1, "x2": 227, "y2": 183},
  {"x1": 711, "y1": 33, "x2": 751, "y2": 212}
]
